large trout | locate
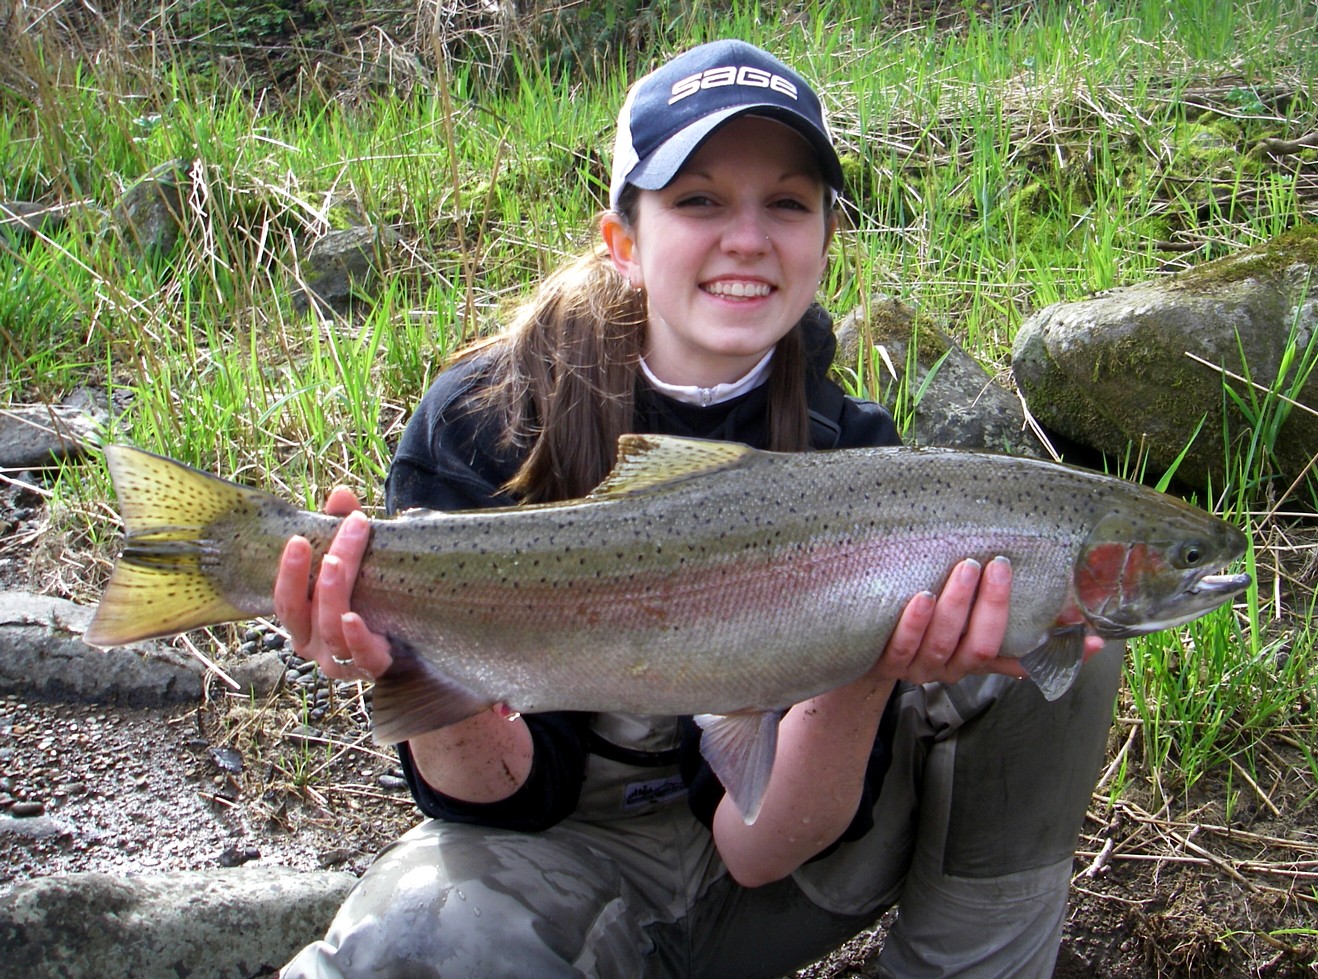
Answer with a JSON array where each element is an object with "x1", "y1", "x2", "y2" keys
[{"x1": 84, "y1": 435, "x2": 1251, "y2": 822}]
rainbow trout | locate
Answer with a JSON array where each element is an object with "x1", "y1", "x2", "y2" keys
[{"x1": 84, "y1": 436, "x2": 1250, "y2": 822}]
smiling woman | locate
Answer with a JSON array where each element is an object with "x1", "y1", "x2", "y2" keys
[
  {"x1": 603, "y1": 116, "x2": 836, "y2": 389},
  {"x1": 274, "y1": 38, "x2": 1121, "y2": 979}
]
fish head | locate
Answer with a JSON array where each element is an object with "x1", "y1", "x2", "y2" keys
[{"x1": 1074, "y1": 502, "x2": 1251, "y2": 639}]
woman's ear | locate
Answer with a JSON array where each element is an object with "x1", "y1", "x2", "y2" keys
[{"x1": 601, "y1": 211, "x2": 641, "y2": 288}]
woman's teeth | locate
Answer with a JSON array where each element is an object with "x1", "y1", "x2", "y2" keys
[{"x1": 704, "y1": 281, "x2": 771, "y2": 298}]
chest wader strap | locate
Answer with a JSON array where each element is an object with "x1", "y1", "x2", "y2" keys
[{"x1": 585, "y1": 730, "x2": 681, "y2": 768}]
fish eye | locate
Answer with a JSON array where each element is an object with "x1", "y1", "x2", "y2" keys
[{"x1": 1181, "y1": 543, "x2": 1203, "y2": 566}]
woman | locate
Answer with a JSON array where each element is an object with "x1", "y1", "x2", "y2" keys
[{"x1": 277, "y1": 39, "x2": 1120, "y2": 979}]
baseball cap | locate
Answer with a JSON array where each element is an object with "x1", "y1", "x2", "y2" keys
[{"x1": 609, "y1": 40, "x2": 844, "y2": 210}]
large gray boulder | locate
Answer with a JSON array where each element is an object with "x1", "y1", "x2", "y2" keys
[
  {"x1": 0, "y1": 867, "x2": 355, "y2": 979},
  {"x1": 0, "y1": 402, "x2": 104, "y2": 469},
  {"x1": 112, "y1": 159, "x2": 195, "y2": 257},
  {"x1": 834, "y1": 296, "x2": 1039, "y2": 455},
  {"x1": 1012, "y1": 226, "x2": 1318, "y2": 489},
  {"x1": 0, "y1": 201, "x2": 80, "y2": 246},
  {"x1": 0, "y1": 592, "x2": 202, "y2": 705}
]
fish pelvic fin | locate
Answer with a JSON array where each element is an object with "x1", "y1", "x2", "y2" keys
[
  {"x1": 693, "y1": 709, "x2": 783, "y2": 825},
  {"x1": 371, "y1": 638, "x2": 494, "y2": 745},
  {"x1": 84, "y1": 446, "x2": 259, "y2": 648},
  {"x1": 1018, "y1": 625, "x2": 1088, "y2": 701},
  {"x1": 588, "y1": 435, "x2": 754, "y2": 499}
]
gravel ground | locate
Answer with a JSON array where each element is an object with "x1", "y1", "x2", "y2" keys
[{"x1": 1, "y1": 642, "x2": 417, "y2": 889}]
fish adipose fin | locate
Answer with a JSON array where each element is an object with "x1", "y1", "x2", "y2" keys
[
  {"x1": 84, "y1": 446, "x2": 257, "y2": 647},
  {"x1": 693, "y1": 709, "x2": 783, "y2": 825},
  {"x1": 588, "y1": 435, "x2": 753, "y2": 499},
  {"x1": 371, "y1": 638, "x2": 494, "y2": 744},
  {"x1": 1019, "y1": 625, "x2": 1088, "y2": 701}
]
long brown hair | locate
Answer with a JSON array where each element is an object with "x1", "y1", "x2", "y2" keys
[{"x1": 461, "y1": 191, "x2": 814, "y2": 504}]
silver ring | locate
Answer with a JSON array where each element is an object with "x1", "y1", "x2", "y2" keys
[{"x1": 331, "y1": 655, "x2": 354, "y2": 666}]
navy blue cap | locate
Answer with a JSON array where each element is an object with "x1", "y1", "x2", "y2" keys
[{"x1": 609, "y1": 40, "x2": 844, "y2": 210}]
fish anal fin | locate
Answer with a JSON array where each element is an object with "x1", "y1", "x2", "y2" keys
[
  {"x1": 370, "y1": 638, "x2": 493, "y2": 745},
  {"x1": 588, "y1": 436, "x2": 754, "y2": 499},
  {"x1": 693, "y1": 709, "x2": 782, "y2": 825},
  {"x1": 1019, "y1": 625, "x2": 1088, "y2": 701}
]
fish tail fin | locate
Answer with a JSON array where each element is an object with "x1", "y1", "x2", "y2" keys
[
  {"x1": 1019, "y1": 625, "x2": 1088, "y2": 701},
  {"x1": 694, "y1": 710, "x2": 783, "y2": 825},
  {"x1": 83, "y1": 446, "x2": 256, "y2": 648},
  {"x1": 371, "y1": 638, "x2": 494, "y2": 744}
]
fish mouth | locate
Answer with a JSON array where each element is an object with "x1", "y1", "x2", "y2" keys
[
  {"x1": 1088, "y1": 569, "x2": 1253, "y2": 639},
  {"x1": 1187, "y1": 572, "x2": 1253, "y2": 598}
]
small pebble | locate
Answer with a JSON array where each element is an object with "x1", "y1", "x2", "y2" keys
[
  {"x1": 318, "y1": 847, "x2": 353, "y2": 868},
  {"x1": 217, "y1": 845, "x2": 261, "y2": 867}
]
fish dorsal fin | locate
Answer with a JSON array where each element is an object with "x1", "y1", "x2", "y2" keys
[{"x1": 588, "y1": 435, "x2": 754, "y2": 500}]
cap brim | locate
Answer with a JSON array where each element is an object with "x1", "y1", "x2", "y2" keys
[{"x1": 624, "y1": 105, "x2": 844, "y2": 197}]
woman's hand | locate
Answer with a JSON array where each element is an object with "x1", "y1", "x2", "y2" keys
[
  {"x1": 875, "y1": 556, "x2": 1105, "y2": 686},
  {"x1": 272, "y1": 488, "x2": 392, "y2": 681},
  {"x1": 273, "y1": 493, "x2": 535, "y2": 803}
]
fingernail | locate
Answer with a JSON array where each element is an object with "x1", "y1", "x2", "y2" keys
[
  {"x1": 987, "y1": 556, "x2": 1011, "y2": 582},
  {"x1": 958, "y1": 559, "x2": 982, "y2": 583},
  {"x1": 321, "y1": 554, "x2": 339, "y2": 584}
]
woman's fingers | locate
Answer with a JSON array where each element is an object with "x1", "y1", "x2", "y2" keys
[
  {"x1": 947, "y1": 556, "x2": 1013, "y2": 673},
  {"x1": 272, "y1": 495, "x2": 391, "y2": 680},
  {"x1": 339, "y1": 612, "x2": 394, "y2": 676},
  {"x1": 311, "y1": 512, "x2": 372, "y2": 662},
  {"x1": 273, "y1": 535, "x2": 315, "y2": 650},
  {"x1": 876, "y1": 558, "x2": 1022, "y2": 685},
  {"x1": 917, "y1": 558, "x2": 986, "y2": 670},
  {"x1": 324, "y1": 486, "x2": 363, "y2": 518},
  {"x1": 875, "y1": 590, "x2": 937, "y2": 679}
]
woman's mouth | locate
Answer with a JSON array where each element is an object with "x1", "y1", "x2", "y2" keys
[{"x1": 703, "y1": 280, "x2": 772, "y2": 299}]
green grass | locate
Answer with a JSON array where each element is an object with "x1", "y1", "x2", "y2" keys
[{"x1": 3, "y1": 0, "x2": 1317, "y2": 810}]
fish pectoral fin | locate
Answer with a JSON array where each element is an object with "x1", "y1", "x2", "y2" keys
[
  {"x1": 370, "y1": 638, "x2": 493, "y2": 745},
  {"x1": 693, "y1": 710, "x2": 783, "y2": 826},
  {"x1": 587, "y1": 436, "x2": 754, "y2": 499},
  {"x1": 1018, "y1": 626, "x2": 1088, "y2": 702}
]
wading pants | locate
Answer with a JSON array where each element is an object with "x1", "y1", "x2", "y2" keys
[{"x1": 281, "y1": 643, "x2": 1122, "y2": 979}]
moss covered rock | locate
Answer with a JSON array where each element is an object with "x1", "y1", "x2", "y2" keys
[{"x1": 1012, "y1": 225, "x2": 1318, "y2": 489}]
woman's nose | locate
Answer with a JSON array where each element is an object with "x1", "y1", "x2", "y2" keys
[{"x1": 721, "y1": 208, "x2": 770, "y2": 256}]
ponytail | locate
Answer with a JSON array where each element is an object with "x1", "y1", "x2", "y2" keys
[{"x1": 468, "y1": 246, "x2": 647, "y2": 503}]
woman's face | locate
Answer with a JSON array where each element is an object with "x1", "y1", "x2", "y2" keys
[{"x1": 603, "y1": 115, "x2": 836, "y2": 388}]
